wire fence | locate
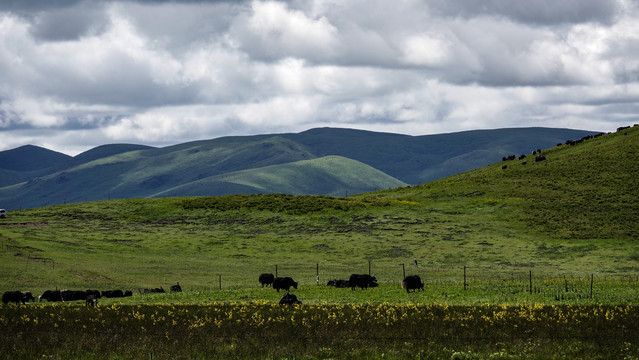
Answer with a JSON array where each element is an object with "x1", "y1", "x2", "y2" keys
[
  {"x1": 204, "y1": 260, "x2": 639, "y2": 300},
  {"x1": 213, "y1": 261, "x2": 639, "y2": 283},
  {"x1": 6, "y1": 245, "x2": 639, "y2": 302}
]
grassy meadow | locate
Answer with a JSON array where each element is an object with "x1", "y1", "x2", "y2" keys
[
  {"x1": 1, "y1": 125, "x2": 638, "y2": 358},
  {"x1": 2, "y1": 302, "x2": 638, "y2": 359}
]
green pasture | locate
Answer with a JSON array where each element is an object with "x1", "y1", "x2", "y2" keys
[
  {"x1": 1, "y1": 192, "x2": 637, "y2": 303},
  {"x1": 0, "y1": 126, "x2": 638, "y2": 299},
  {"x1": 1, "y1": 127, "x2": 638, "y2": 359}
]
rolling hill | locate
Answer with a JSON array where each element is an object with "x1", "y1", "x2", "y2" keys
[
  {"x1": 281, "y1": 127, "x2": 598, "y2": 184},
  {"x1": 152, "y1": 155, "x2": 407, "y2": 197},
  {"x1": 0, "y1": 125, "x2": 636, "y2": 292},
  {"x1": 0, "y1": 145, "x2": 72, "y2": 186},
  {"x1": 0, "y1": 127, "x2": 598, "y2": 210},
  {"x1": 366, "y1": 125, "x2": 639, "y2": 242}
]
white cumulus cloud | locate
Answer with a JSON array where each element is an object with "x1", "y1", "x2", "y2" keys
[{"x1": 0, "y1": 0, "x2": 638, "y2": 155}]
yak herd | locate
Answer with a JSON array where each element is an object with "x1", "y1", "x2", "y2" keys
[
  {"x1": 2, "y1": 283, "x2": 182, "y2": 307},
  {"x1": 499, "y1": 124, "x2": 639, "y2": 169},
  {"x1": 3, "y1": 275, "x2": 424, "y2": 307},
  {"x1": 6, "y1": 126, "x2": 638, "y2": 308},
  {"x1": 500, "y1": 131, "x2": 612, "y2": 169},
  {"x1": 258, "y1": 273, "x2": 425, "y2": 305}
]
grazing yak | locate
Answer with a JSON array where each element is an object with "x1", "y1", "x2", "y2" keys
[
  {"x1": 23, "y1": 291, "x2": 36, "y2": 303},
  {"x1": 273, "y1": 277, "x2": 298, "y2": 292},
  {"x1": 349, "y1": 274, "x2": 378, "y2": 290},
  {"x1": 170, "y1": 283, "x2": 182, "y2": 292},
  {"x1": 39, "y1": 290, "x2": 90, "y2": 302},
  {"x1": 2, "y1": 291, "x2": 35, "y2": 305},
  {"x1": 402, "y1": 275, "x2": 424, "y2": 293},
  {"x1": 102, "y1": 290, "x2": 125, "y2": 298},
  {"x1": 259, "y1": 273, "x2": 275, "y2": 287},
  {"x1": 326, "y1": 279, "x2": 350, "y2": 288},
  {"x1": 39, "y1": 290, "x2": 62, "y2": 302},
  {"x1": 86, "y1": 290, "x2": 101, "y2": 299},
  {"x1": 140, "y1": 287, "x2": 165, "y2": 294},
  {"x1": 61, "y1": 290, "x2": 88, "y2": 302},
  {"x1": 59, "y1": 290, "x2": 89, "y2": 302},
  {"x1": 279, "y1": 293, "x2": 302, "y2": 305}
]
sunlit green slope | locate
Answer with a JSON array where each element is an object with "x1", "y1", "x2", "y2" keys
[
  {"x1": 152, "y1": 156, "x2": 407, "y2": 197},
  {"x1": 367, "y1": 125, "x2": 639, "y2": 241}
]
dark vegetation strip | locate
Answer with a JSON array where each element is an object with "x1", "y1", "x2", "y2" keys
[
  {"x1": 1, "y1": 303, "x2": 637, "y2": 359},
  {"x1": 178, "y1": 194, "x2": 390, "y2": 214}
]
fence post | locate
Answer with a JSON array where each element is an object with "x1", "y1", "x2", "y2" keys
[
  {"x1": 368, "y1": 261, "x2": 371, "y2": 276},
  {"x1": 529, "y1": 270, "x2": 532, "y2": 294},
  {"x1": 219, "y1": 275, "x2": 222, "y2": 290},
  {"x1": 402, "y1": 263, "x2": 405, "y2": 279},
  {"x1": 275, "y1": 264, "x2": 278, "y2": 277},
  {"x1": 316, "y1": 263, "x2": 319, "y2": 285},
  {"x1": 464, "y1": 266, "x2": 467, "y2": 291},
  {"x1": 590, "y1": 274, "x2": 594, "y2": 298}
]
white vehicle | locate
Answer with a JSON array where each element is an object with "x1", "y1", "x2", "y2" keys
[{"x1": 0, "y1": 209, "x2": 5, "y2": 218}]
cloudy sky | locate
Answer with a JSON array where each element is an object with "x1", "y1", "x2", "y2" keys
[{"x1": 1, "y1": 0, "x2": 638, "y2": 155}]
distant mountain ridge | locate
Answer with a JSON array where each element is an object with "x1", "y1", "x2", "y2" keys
[
  {"x1": 0, "y1": 145, "x2": 72, "y2": 172},
  {"x1": 72, "y1": 144, "x2": 155, "y2": 164},
  {"x1": 0, "y1": 127, "x2": 598, "y2": 210},
  {"x1": 284, "y1": 127, "x2": 597, "y2": 184}
]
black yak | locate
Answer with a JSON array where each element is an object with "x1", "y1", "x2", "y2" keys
[
  {"x1": 2, "y1": 291, "x2": 35, "y2": 305},
  {"x1": 401, "y1": 275, "x2": 424, "y2": 293},
  {"x1": 273, "y1": 277, "x2": 298, "y2": 292},
  {"x1": 349, "y1": 274, "x2": 378, "y2": 290},
  {"x1": 259, "y1": 273, "x2": 275, "y2": 287},
  {"x1": 279, "y1": 293, "x2": 302, "y2": 305}
]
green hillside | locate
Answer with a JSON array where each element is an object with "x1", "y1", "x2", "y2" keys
[
  {"x1": 153, "y1": 156, "x2": 407, "y2": 197},
  {"x1": 0, "y1": 145, "x2": 71, "y2": 172},
  {"x1": 72, "y1": 144, "x2": 154, "y2": 164},
  {"x1": 286, "y1": 127, "x2": 598, "y2": 184},
  {"x1": 368, "y1": 125, "x2": 639, "y2": 241},
  {"x1": 0, "y1": 136, "x2": 318, "y2": 209},
  {"x1": 0, "y1": 127, "x2": 597, "y2": 210},
  {"x1": 0, "y1": 126, "x2": 636, "y2": 294},
  {"x1": 0, "y1": 145, "x2": 72, "y2": 186}
]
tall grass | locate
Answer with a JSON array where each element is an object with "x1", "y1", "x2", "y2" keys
[{"x1": 2, "y1": 302, "x2": 637, "y2": 359}]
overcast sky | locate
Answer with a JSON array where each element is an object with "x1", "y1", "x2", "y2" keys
[{"x1": 1, "y1": 0, "x2": 638, "y2": 155}]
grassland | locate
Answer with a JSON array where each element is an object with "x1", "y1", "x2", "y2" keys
[
  {"x1": 2, "y1": 302, "x2": 637, "y2": 359},
  {"x1": 0, "y1": 126, "x2": 638, "y2": 359},
  {"x1": 1, "y1": 126, "x2": 638, "y2": 292}
]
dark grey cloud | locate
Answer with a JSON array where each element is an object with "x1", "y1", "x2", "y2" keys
[
  {"x1": 0, "y1": 0, "x2": 240, "y2": 12},
  {"x1": 121, "y1": 1, "x2": 240, "y2": 53},
  {"x1": 428, "y1": 0, "x2": 620, "y2": 25},
  {"x1": 29, "y1": 3, "x2": 109, "y2": 41},
  {"x1": 56, "y1": 115, "x2": 127, "y2": 130},
  {"x1": 0, "y1": 0, "x2": 85, "y2": 12}
]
